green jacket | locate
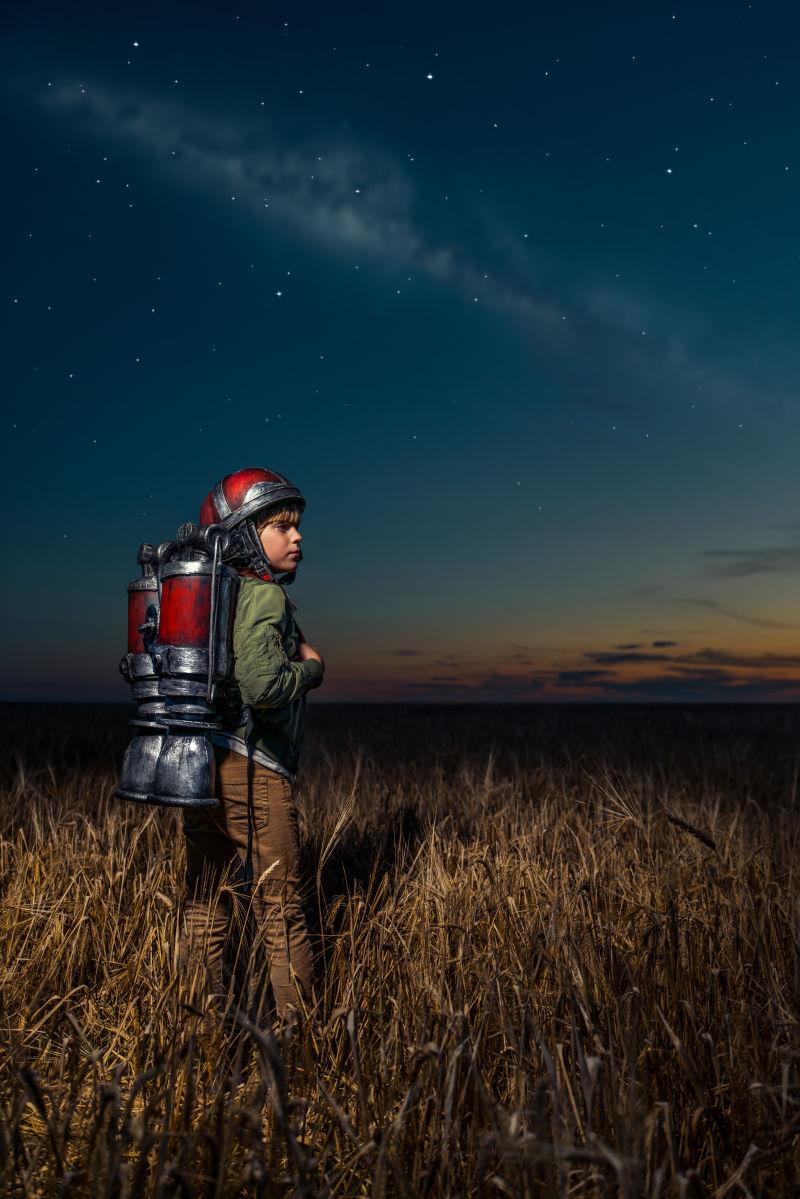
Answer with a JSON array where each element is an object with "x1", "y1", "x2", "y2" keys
[{"x1": 218, "y1": 576, "x2": 323, "y2": 775}]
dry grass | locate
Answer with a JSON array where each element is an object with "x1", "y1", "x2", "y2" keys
[{"x1": 1, "y1": 702, "x2": 798, "y2": 1196}]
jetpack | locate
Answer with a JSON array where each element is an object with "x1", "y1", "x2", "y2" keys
[{"x1": 116, "y1": 522, "x2": 239, "y2": 808}]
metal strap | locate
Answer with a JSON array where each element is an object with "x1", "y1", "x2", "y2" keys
[
  {"x1": 243, "y1": 705, "x2": 255, "y2": 885},
  {"x1": 206, "y1": 531, "x2": 221, "y2": 701},
  {"x1": 212, "y1": 480, "x2": 232, "y2": 520}
]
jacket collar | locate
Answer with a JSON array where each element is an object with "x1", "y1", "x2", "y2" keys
[{"x1": 238, "y1": 568, "x2": 298, "y2": 611}]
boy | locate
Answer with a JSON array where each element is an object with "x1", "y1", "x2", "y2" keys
[{"x1": 179, "y1": 467, "x2": 324, "y2": 1031}]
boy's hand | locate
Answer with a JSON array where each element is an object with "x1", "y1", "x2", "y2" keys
[{"x1": 297, "y1": 640, "x2": 324, "y2": 671}]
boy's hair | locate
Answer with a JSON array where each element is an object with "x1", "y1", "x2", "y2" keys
[{"x1": 254, "y1": 504, "x2": 302, "y2": 533}]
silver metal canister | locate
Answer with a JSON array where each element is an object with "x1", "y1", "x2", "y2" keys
[{"x1": 116, "y1": 524, "x2": 238, "y2": 808}]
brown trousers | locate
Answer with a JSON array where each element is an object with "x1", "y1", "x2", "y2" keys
[{"x1": 179, "y1": 748, "x2": 315, "y2": 1023}]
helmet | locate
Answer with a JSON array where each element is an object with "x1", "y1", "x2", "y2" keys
[{"x1": 199, "y1": 467, "x2": 305, "y2": 582}]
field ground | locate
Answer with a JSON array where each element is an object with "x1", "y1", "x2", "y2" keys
[{"x1": 1, "y1": 702, "x2": 798, "y2": 1196}]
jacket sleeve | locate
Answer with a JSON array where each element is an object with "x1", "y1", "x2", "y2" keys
[{"x1": 233, "y1": 581, "x2": 323, "y2": 709}]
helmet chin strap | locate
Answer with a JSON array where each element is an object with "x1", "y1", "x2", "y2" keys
[
  {"x1": 228, "y1": 518, "x2": 298, "y2": 585},
  {"x1": 246, "y1": 519, "x2": 277, "y2": 580}
]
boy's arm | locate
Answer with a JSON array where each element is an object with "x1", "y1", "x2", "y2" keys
[{"x1": 233, "y1": 582, "x2": 323, "y2": 709}]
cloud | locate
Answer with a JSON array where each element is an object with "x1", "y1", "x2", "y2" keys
[
  {"x1": 682, "y1": 647, "x2": 800, "y2": 669},
  {"x1": 400, "y1": 670, "x2": 553, "y2": 696},
  {"x1": 630, "y1": 585, "x2": 667, "y2": 598},
  {"x1": 586, "y1": 645, "x2": 800, "y2": 671},
  {"x1": 701, "y1": 533, "x2": 800, "y2": 578},
  {"x1": 389, "y1": 648, "x2": 424, "y2": 656},
  {"x1": 553, "y1": 659, "x2": 800, "y2": 701},
  {"x1": 325, "y1": 634, "x2": 800, "y2": 700},
  {"x1": 586, "y1": 651, "x2": 674, "y2": 665},
  {"x1": 676, "y1": 597, "x2": 797, "y2": 630},
  {"x1": 652, "y1": 640, "x2": 677, "y2": 647},
  {"x1": 556, "y1": 669, "x2": 616, "y2": 686},
  {"x1": 614, "y1": 642, "x2": 642, "y2": 650},
  {"x1": 331, "y1": 664, "x2": 800, "y2": 702}
]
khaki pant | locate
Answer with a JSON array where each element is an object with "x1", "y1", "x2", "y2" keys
[{"x1": 179, "y1": 748, "x2": 315, "y2": 1023}]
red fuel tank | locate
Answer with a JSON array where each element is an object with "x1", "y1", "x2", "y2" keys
[
  {"x1": 158, "y1": 571, "x2": 211, "y2": 648},
  {"x1": 156, "y1": 555, "x2": 238, "y2": 681},
  {"x1": 126, "y1": 546, "x2": 159, "y2": 653}
]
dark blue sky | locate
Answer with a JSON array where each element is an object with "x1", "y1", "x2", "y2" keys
[{"x1": 3, "y1": 1, "x2": 799, "y2": 701}]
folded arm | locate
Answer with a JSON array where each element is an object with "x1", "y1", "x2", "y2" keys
[{"x1": 233, "y1": 582, "x2": 323, "y2": 709}]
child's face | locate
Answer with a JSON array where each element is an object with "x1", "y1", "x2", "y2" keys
[{"x1": 259, "y1": 516, "x2": 302, "y2": 574}]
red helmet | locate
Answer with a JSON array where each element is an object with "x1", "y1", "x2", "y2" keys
[
  {"x1": 199, "y1": 467, "x2": 306, "y2": 582},
  {"x1": 200, "y1": 466, "x2": 305, "y2": 529}
]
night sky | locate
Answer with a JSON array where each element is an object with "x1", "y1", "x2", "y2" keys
[{"x1": 3, "y1": 2, "x2": 799, "y2": 703}]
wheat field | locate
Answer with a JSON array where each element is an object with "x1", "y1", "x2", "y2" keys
[{"x1": 1, "y1": 702, "x2": 798, "y2": 1196}]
